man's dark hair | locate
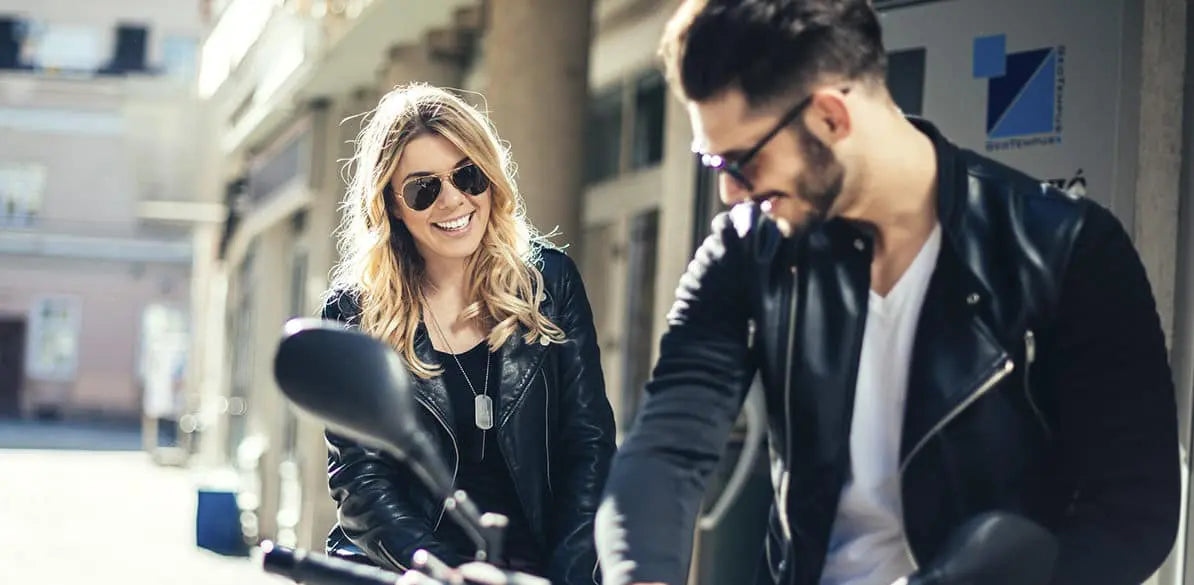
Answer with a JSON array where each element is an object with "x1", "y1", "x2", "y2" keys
[{"x1": 659, "y1": 0, "x2": 887, "y2": 107}]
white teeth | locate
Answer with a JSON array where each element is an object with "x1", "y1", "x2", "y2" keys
[{"x1": 434, "y1": 213, "x2": 470, "y2": 231}]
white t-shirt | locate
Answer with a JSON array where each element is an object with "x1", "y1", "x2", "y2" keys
[{"x1": 819, "y1": 223, "x2": 942, "y2": 585}]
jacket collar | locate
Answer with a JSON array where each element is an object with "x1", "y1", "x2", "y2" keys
[{"x1": 409, "y1": 315, "x2": 551, "y2": 435}]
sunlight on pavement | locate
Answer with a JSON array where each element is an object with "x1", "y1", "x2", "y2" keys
[{"x1": 0, "y1": 449, "x2": 288, "y2": 585}]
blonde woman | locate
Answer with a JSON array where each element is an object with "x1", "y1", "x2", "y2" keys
[{"x1": 319, "y1": 83, "x2": 614, "y2": 584}]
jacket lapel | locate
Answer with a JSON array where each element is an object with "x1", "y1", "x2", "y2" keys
[{"x1": 411, "y1": 323, "x2": 457, "y2": 432}]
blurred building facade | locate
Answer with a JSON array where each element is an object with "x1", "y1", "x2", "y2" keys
[
  {"x1": 0, "y1": 0, "x2": 209, "y2": 425},
  {"x1": 188, "y1": 0, "x2": 1194, "y2": 584}
]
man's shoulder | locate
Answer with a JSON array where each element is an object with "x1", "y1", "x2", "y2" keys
[
  {"x1": 957, "y1": 148, "x2": 1089, "y2": 212},
  {"x1": 705, "y1": 203, "x2": 784, "y2": 257}
]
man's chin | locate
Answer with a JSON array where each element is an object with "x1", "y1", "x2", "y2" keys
[{"x1": 766, "y1": 211, "x2": 820, "y2": 238}]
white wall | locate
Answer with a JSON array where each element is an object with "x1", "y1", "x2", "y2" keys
[{"x1": 880, "y1": 0, "x2": 1131, "y2": 215}]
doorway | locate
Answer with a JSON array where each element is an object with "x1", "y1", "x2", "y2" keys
[{"x1": 0, "y1": 318, "x2": 27, "y2": 418}]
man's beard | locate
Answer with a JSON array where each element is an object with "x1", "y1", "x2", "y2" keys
[{"x1": 789, "y1": 121, "x2": 846, "y2": 226}]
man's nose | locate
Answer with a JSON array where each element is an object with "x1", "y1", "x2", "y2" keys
[{"x1": 718, "y1": 173, "x2": 750, "y2": 206}]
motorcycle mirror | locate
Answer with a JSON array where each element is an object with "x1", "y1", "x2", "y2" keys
[
  {"x1": 272, "y1": 318, "x2": 454, "y2": 496},
  {"x1": 900, "y1": 512, "x2": 1057, "y2": 585}
]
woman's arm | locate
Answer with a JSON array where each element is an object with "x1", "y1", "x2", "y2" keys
[
  {"x1": 321, "y1": 291, "x2": 466, "y2": 571},
  {"x1": 543, "y1": 252, "x2": 618, "y2": 585}
]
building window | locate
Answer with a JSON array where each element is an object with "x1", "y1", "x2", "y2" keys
[
  {"x1": 248, "y1": 126, "x2": 311, "y2": 204},
  {"x1": 102, "y1": 24, "x2": 149, "y2": 74},
  {"x1": 585, "y1": 89, "x2": 623, "y2": 185},
  {"x1": 585, "y1": 68, "x2": 668, "y2": 185},
  {"x1": 619, "y1": 209, "x2": 660, "y2": 431},
  {"x1": 161, "y1": 36, "x2": 198, "y2": 82},
  {"x1": 887, "y1": 48, "x2": 926, "y2": 116},
  {"x1": 21, "y1": 21, "x2": 105, "y2": 73},
  {"x1": 0, "y1": 17, "x2": 25, "y2": 70},
  {"x1": 139, "y1": 304, "x2": 189, "y2": 420},
  {"x1": 631, "y1": 72, "x2": 666, "y2": 170},
  {"x1": 0, "y1": 163, "x2": 45, "y2": 227},
  {"x1": 26, "y1": 295, "x2": 82, "y2": 382}
]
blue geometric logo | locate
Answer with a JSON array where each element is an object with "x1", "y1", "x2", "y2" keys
[{"x1": 973, "y1": 34, "x2": 1065, "y2": 151}]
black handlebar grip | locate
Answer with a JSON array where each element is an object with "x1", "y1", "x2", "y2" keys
[{"x1": 261, "y1": 541, "x2": 400, "y2": 585}]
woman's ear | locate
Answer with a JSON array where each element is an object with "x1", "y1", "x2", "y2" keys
[{"x1": 384, "y1": 185, "x2": 403, "y2": 222}]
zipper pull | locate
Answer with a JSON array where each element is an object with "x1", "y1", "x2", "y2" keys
[
  {"x1": 747, "y1": 318, "x2": 757, "y2": 349},
  {"x1": 1025, "y1": 330, "x2": 1036, "y2": 364}
]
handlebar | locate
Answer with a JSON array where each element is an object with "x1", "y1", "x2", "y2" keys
[
  {"x1": 260, "y1": 541, "x2": 551, "y2": 585},
  {"x1": 261, "y1": 541, "x2": 398, "y2": 585}
]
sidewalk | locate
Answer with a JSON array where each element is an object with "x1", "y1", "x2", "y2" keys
[
  {"x1": 0, "y1": 448, "x2": 287, "y2": 585},
  {"x1": 0, "y1": 418, "x2": 142, "y2": 451}
]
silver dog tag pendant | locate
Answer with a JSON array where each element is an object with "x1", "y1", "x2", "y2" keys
[{"x1": 474, "y1": 394, "x2": 494, "y2": 430}]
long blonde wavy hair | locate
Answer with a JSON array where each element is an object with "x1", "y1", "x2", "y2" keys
[{"x1": 328, "y1": 83, "x2": 565, "y2": 378}]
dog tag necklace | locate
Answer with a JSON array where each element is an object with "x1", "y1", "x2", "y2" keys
[{"x1": 426, "y1": 306, "x2": 494, "y2": 459}]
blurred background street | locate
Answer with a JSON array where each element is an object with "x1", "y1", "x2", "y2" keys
[
  {"x1": 0, "y1": 422, "x2": 284, "y2": 585},
  {"x1": 0, "y1": 0, "x2": 1192, "y2": 584}
]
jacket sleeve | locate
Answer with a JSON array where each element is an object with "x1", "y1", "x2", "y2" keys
[
  {"x1": 1041, "y1": 204, "x2": 1180, "y2": 585},
  {"x1": 320, "y1": 291, "x2": 466, "y2": 570},
  {"x1": 545, "y1": 252, "x2": 618, "y2": 585},
  {"x1": 595, "y1": 209, "x2": 758, "y2": 585},
  {"x1": 327, "y1": 431, "x2": 466, "y2": 570}
]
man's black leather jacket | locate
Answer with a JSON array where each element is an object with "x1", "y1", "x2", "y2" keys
[
  {"x1": 597, "y1": 118, "x2": 1180, "y2": 585},
  {"x1": 324, "y1": 249, "x2": 615, "y2": 585}
]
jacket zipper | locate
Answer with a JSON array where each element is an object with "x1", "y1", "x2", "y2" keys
[
  {"x1": 779, "y1": 269, "x2": 798, "y2": 544},
  {"x1": 541, "y1": 369, "x2": 598, "y2": 585},
  {"x1": 543, "y1": 369, "x2": 552, "y2": 496},
  {"x1": 896, "y1": 357, "x2": 1015, "y2": 569},
  {"x1": 414, "y1": 396, "x2": 459, "y2": 531},
  {"x1": 378, "y1": 541, "x2": 410, "y2": 572},
  {"x1": 1023, "y1": 330, "x2": 1052, "y2": 436}
]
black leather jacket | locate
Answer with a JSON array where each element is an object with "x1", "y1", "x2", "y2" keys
[
  {"x1": 323, "y1": 248, "x2": 616, "y2": 585},
  {"x1": 597, "y1": 118, "x2": 1180, "y2": 585}
]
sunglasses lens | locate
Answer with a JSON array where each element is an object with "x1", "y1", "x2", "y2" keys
[
  {"x1": 451, "y1": 164, "x2": 490, "y2": 195},
  {"x1": 403, "y1": 177, "x2": 441, "y2": 211}
]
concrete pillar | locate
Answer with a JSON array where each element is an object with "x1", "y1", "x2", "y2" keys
[
  {"x1": 378, "y1": 43, "x2": 462, "y2": 92},
  {"x1": 650, "y1": 94, "x2": 698, "y2": 367},
  {"x1": 190, "y1": 91, "x2": 234, "y2": 470},
  {"x1": 248, "y1": 224, "x2": 291, "y2": 541},
  {"x1": 1136, "y1": 0, "x2": 1188, "y2": 582},
  {"x1": 1134, "y1": 0, "x2": 1187, "y2": 349},
  {"x1": 482, "y1": 0, "x2": 594, "y2": 251},
  {"x1": 294, "y1": 90, "x2": 378, "y2": 551}
]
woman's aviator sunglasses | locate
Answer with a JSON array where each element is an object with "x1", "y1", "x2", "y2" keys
[{"x1": 396, "y1": 162, "x2": 491, "y2": 211}]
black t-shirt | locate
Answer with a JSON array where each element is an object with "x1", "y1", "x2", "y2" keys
[{"x1": 433, "y1": 341, "x2": 544, "y2": 571}]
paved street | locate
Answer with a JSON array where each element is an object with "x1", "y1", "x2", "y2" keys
[{"x1": 0, "y1": 430, "x2": 289, "y2": 585}]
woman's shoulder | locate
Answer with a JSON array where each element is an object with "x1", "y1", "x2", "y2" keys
[
  {"x1": 321, "y1": 288, "x2": 363, "y2": 325},
  {"x1": 530, "y1": 245, "x2": 582, "y2": 291}
]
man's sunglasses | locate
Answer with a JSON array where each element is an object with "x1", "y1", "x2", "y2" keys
[
  {"x1": 695, "y1": 88, "x2": 848, "y2": 192},
  {"x1": 396, "y1": 162, "x2": 491, "y2": 211}
]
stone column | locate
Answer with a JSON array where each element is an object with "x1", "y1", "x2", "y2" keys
[
  {"x1": 294, "y1": 89, "x2": 379, "y2": 551},
  {"x1": 1134, "y1": 0, "x2": 1187, "y2": 349},
  {"x1": 248, "y1": 224, "x2": 291, "y2": 541},
  {"x1": 650, "y1": 94, "x2": 698, "y2": 367},
  {"x1": 482, "y1": 0, "x2": 594, "y2": 251},
  {"x1": 378, "y1": 42, "x2": 462, "y2": 93},
  {"x1": 1136, "y1": 0, "x2": 1187, "y2": 582}
]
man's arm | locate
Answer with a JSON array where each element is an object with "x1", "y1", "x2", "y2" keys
[
  {"x1": 1041, "y1": 203, "x2": 1180, "y2": 585},
  {"x1": 595, "y1": 208, "x2": 759, "y2": 585}
]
